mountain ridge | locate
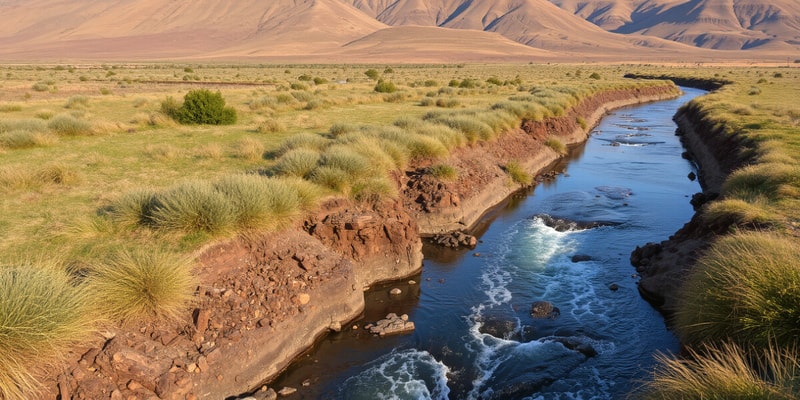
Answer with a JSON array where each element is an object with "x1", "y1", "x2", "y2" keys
[{"x1": 0, "y1": 0, "x2": 796, "y2": 62}]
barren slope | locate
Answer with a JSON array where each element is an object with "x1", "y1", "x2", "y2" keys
[{"x1": 550, "y1": 0, "x2": 800, "y2": 50}]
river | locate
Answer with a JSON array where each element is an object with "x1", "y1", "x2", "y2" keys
[{"x1": 267, "y1": 87, "x2": 706, "y2": 399}]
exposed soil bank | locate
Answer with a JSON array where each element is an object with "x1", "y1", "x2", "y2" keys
[
  {"x1": 43, "y1": 83, "x2": 679, "y2": 400},
  {"x1": 402, "y1": 85, "x2": 683, "y2": 235},
  {"x1": 632, "y1": 98, "x2": 753, "y2": 313}
]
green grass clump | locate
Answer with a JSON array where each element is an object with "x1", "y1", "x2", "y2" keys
[
  {"x1": 723, "y1": 163, "x2": 800, "y2": 202},
  {"x1": 273, "y1": 148, "x2": 321, "y2": 178},
  {"x1": 505, "y1": 160, "x2": 532, "y2": 185},
  {"x1": 352, "y1": 176, "x2": 397, "y2": 202},
  {"x1": 635, "y1": 342, "x2": 799, "y2": 400},
  {"x1": 64, "y1": 95, "x2": 89, "y2": 109},
  {"x1": 47, "y1": 114, "x2": 92, "y2": 136},
  {"x1": 0, "y1": 103, "x2": 22, "y2": 112},
  {"x1": 0, "y1": 265, "x2": 97, "y2": 400},
  {"x1": 675, "y1": 232, "x2": 800, "y2": 349},
  {"x1": 428, "y1": 164, "x2": 458, "y2": 181},
  {"x1": 277, "y1": 132, "x2": 328, "y2": 155},
  {"x1": 545, "y1": 136, "x2": 567, "y2": 155},
  {"x1": 0, "y1": 130, "x2": 56, "y2": 149},
  {"x1": 310, "y1": 166, "x2": 350, "y2": 193},
  {"x1": 256, "y1": 118, "x2": 285, "y2": 134},
  {"x1": 214, "y1": 175, "x2": 301, "y2": 230},
  {"x1": 577, "y1": 116, "x2": 588, "y2": 130},
  {"x1": 427, "y1": 114, "x2": 493, "y2": 144},
  {"x1": 436, "y1": 98, "x2": 460, "y2": 108},
  {"x1": 150, "y1": 180, "x2": 235, "y2": 234},
  {"x1": 87, "y1": 248, "x2": 195, "y2": 322},
  {"x1": 108, "y1": 189, "x2": 158, "y2": 229}
]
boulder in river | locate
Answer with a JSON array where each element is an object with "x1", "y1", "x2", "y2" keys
[
  {"x1": 534, "y1": 214, "x2": 621, "y2": 232},
  {"x1": 530, "y1": 301, "x2": 560, "y2": 319},
  {"x1": 369, "y1": 313, "x2": 415, "y2": 336}
]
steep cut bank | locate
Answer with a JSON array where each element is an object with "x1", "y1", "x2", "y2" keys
[
  {"x1": 632, "y1": 94, "x2": 754, "y2": 312},
  {"x1": 44, "y1": 83, "x2": 680, "y2": 400},
  {"x1": 403, "y1": 84, "x2": 682, "y2": 235}
]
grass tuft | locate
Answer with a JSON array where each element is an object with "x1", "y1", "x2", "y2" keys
[
  {"x1": 272, "y1": 148, "x2": 321, "y2": 178},
  {"x1": 505, "y1": 160, "x2": 532, "y2": 185},
  {"x1": 428, "y1": 164, "x2": 459, "y2": 181},
  {"x1": 634, "y1": 342, "x2": 799, "y2": 400},
  {"x1": 150, "y1": 180, "x2": 235, "y2": 234},
  {"x1": 0, "y1": 264, "x2": 97, "y2": 400},
  {"x1": 675, "y1": 232, "x2": 800, "y2": 349},
  {"x1": 545, "y1": 136, "x2": 567, "y2": 155},
  {"x1": 87, "y1": 248, "x2": 195, "y2": 322},
  {"x1": 47, "y1": 114, "x2": 92, "y2": 136}
]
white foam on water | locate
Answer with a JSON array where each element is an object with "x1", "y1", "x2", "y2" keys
[
  {"x1": 465, "y1": 219, "x2": 581, "y2": 398},
  {"x1": 340, "y1": 349, "x2": 450, "y2": 400}
]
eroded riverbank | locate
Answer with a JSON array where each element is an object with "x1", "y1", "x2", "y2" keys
[{"x1": 45, "y1": 83, "x2": 682, "y2": 400}]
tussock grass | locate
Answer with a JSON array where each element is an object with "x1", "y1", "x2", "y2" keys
[
  {"x1": 310, "y1": 166, "x2": 350, "y2": 193},
  {"x1": 87, "y1": 248, "x2": 195, "y2": 322},
  {"x1": 214, "y1": 174, "x2": 301, "y2": 230},
  {"x1": 675, "y1": 232, "x2": 800, "y2": 349},
  {"x1": 505, "y1": 160, "x2": 532, "y2": 185},
  {"x1": 0, "y1": 118, "x2": 48, "y2": 134},
  {"x1": 193, "y1": 143, "x2": 224, "y2": 160},
  {"x1": 276, "y1": 132, "x2": 328, "y2": 155},
  {"x1": 35, "y1": 163, "x2": 80, "y2": 185},
  {"x1": 47, "y1": 114, "x2": 92, "y2": 136},
  {"x1": 0, "y1": 103, "x2": 22, "y2": 112},
  {"x1": 144, "y1": 143, "x2": 183, "y2": 160},
  {"x1": 426, "y1": 114, "x2": 494, "y2": 144},
  {"x1": 0, "y1": 264, "x2": 97, "y2": 400},
  {"x1": 108, "y1": 189, "x2": 158, "y2": 230},
  {"x1": 723, "y1": 163, "x2": 800, "y2": 202},
  {"x1": 64, "y1": 95, "x2": 89, "y2": 109},
  {"x1": 0, "y1": 130, "x2": 57, "y2": 149},
  {"x1": 545, "y1": 136, "x2": 567, "y2": 155},
  {"x1": 256, "y1": 118, "x2": 285, "y2": 134},
  {"x1": 150, "y1": 180, "x2": 235, "y2": 234},
  {"x1": 231, "y1": 137, "x2": 265, "y2": 161},
  {"x1": 428, "y1": 164, "x2": 458, "y2": 181},
  {"x1": 352, "y1": 176, "x2": 397, "y2": 202},
  {"x1": 635, "y1": 342, "x2": 799, "y2": 400},
  {"x1": 703, "y1": 198, "x2": 777, "y2": 230},
  {"x1": 272, "y1": 148, "x2": 321, "y2": 178}
]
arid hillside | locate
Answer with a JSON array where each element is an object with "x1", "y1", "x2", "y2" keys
[
  {"x1": 549, "y1": 0, "x2": 800, "y2": 50},
  {"x1": 0, "y1": 0, "x2": 796, "y2": 61}
]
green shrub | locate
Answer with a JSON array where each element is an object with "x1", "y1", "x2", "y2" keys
[
  {"x1": 364, "y1": 69, "x2": 380, "y2": 80},
  {"x1": 675, "y1": 232, "x2": 800, "y2": 349},
  {"x1": 48, "y1": 114, "x2": 92, "y2": 136},
  {"x1": 87, "y1": 248, "x2": 195, "y2": 322},
  {"x1": 545, "y1": 136, "x2": 567, "y2": 155},
  {"x1": 166, "y1": 90, "x2": 237, "y2": 125},
  {"x1": 634, "y1": 342, "x2": 799, "y2": 400},
  {"x1": 428, "y1": 164, "x2": 458, "y2": 181},
  {"x1": 313, "y1": 77, "x2": 328, "y2": 85},
  {"x1": 150, "y1": 180, "x2": 235, "y2": 233},
  {"x1": 0, "y1": 265, "x2": 97, "y2": 400},
  {"x1": 459, "y1": 79, "x2": 477, "y2": 89},
  {"x1": 297, "y1": 74, "x2": 312, "y2": 81},
  {"x1": 273, "y1": 148, "x2": 321, "y2": 178},
  {"x1": 420, "y1": 98, "x2": 435, "y2": 107},
  {"x1": 448, "y1": 79, "x2": 460, "y2": 87},
  {"x1": 486, "y1": 77, "x2": 503, "y2": 86},
  {"x1": 589, "y1": 72, "x2": 601, "y2": 80},
  {"x1": 99, "y1": 87, "x2": 112, "y2": 95},
  {"x1": 505, "y1": 160, "x2": 532, "y2": 185},
  {"x1": 374, "y1": 80, "x2": 398, "y2": 93}
]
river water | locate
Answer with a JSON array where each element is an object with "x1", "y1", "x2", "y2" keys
[{"x1": 268, "y1": 87, "x2": 705, "y2": 399}]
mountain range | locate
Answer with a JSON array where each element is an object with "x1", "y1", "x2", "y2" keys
[{"x1": 0, "y1": 0, "x2": 796, "y2": 62}]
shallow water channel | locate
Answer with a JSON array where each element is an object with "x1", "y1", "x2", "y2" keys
[{"x1": 268, "y1": 87, "x2": 706, "y2": 399}]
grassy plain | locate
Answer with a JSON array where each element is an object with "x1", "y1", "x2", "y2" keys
[{"x1": 0, "y1": 62, "x2": 798, "y2": 397}]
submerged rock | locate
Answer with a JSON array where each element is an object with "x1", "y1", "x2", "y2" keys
[
  {"x1": 432, "y1": 231, "x2": 478, "y2": 248},
  {"x1": 534, "y1": 214, "x2": 621, "y2": 232},
  {"x1": 530, "y1": 301, "x2": 560, "y2": 319}
]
